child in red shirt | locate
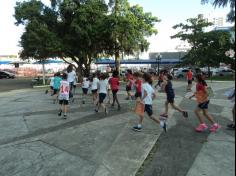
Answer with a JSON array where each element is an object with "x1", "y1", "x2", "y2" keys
[
  {"x1": 133, "y1": 72, "x2": 143, "y2": 100},
  {"x1": 109, "y1": 70, "x2": 121, "y2": 110}
]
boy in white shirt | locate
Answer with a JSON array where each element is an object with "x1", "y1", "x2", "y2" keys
[
  {"x1": 95, "y1": 73, "x2": 109, "y2": 115},
  {"x1": 82, "y1": 75, "x2": 90, "y2": 104},
  {"x1": 91, "y1": 73, "x2": 99, "y2": 105},
  {"x1": 58, "y1": 73, "x2": 70, "y2": 119},
  {"x1": 133, "y1": 73, "x2": 167, "y2": 132}
]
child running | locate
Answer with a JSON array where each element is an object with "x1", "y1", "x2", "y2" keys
[
  {"x1": 133, "y1": 73, "x2": 167, "y2": 132},
  {"x1": 91, "y1": 73, "x2": 99, "y2": 105},
  {"x1": 52, "y1": 72, "x2": 62, "y2": 104},
  {"x1": 125, "y1": 70, "x2": 134, "y2": 100},
  {"x1": 109, "y1": 70, "x2": 121, "y2": 110},
  {"x1": 58, "y1": 73, "x2": 70, "y2": 119},
  {"x1": 95, "y1": 73, "x2": 109, "y2": 115},
  {"x1": 81, "y1": 75, "x2": 90, "y2": 104},
  {"x1": 133, "y1": 72, "x2": 143, "y2": 101},
  {"x1": 189, "y1": 74, "x2": 220, "y2": 132},
  {"x1": 160, "y1": 74, "x2": 188, "y2": 118},
  {"x1": 45, "y1": 74, "x2": 55, "y2": 95}
]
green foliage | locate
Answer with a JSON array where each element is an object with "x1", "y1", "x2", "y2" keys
[
  {"x1": 172, "y1": 17, "x2": 234, "y2": 68},
  {"x1": 15, "y1": 0, "x2": 159, "y2": 75}
]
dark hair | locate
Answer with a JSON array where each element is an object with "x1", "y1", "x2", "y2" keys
[
  {"x1": 133, "y1": 72, "x2": 142, "y2": 78},
  {"x1": 55, "y1": 72, "x2": 61, "y2": 77},
  {"x1": 127, "y1": 69, "x2": 132, "y2": 75},
  {"x1": 113, "y1": 70, "x2": 119, "y2": 77},
  {"x1": 196, "y1": 74, "x2": 207, "y2": 86},
  {"x1": 167, "y1": 74, "x2": 173, "y2": 80},
  {"x1": 100, "y1": 73, "x2": 107, "y2": 80},
  {"x1": 67, "y1": 64, "x2": 73, "y2": 73},
  {"x1": 62, "y1": 73, "x2": 68, "y2": 80},
  {"x1": 143, "y1": 73, "x2": 153, "y2": 85}
]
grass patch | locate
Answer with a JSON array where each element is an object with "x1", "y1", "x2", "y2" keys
[{"x1": 207, "y1": 75, "x2": 235, "y2": 81}]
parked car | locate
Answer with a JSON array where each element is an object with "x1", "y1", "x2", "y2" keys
[
  {"x1": 216, "y1": 69, "x2": 235, "y2": 76},
  {"x1": 175, "y1": 68, "x2": 190, "y2": 79},
  {"x1": 0, "y1": 71, "x2": 15, "y2": 79}
]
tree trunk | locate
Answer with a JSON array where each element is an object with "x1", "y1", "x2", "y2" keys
[
  {"x1": 42, "y1": 60, "x2": 46, "y2": 85},
  {"x1": 115, "y1": 50, "x2": 120, "y2": 73}
]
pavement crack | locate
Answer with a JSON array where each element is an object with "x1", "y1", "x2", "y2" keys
[{"x1": 0, "y1": 110, "x2": 129, "y2": 146}]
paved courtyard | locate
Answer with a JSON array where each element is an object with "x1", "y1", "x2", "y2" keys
[{"x1": 0, "y1": 81, "x2": 235, "y2": 176}]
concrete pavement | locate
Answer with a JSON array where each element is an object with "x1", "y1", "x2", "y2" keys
[{"x1": 0, "y1": 81, "x2": 235, "y2": 176}]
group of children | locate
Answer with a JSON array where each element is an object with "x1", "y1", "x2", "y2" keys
[{"x1": 46, "y1": 65, "x2": 223, "y2": 133}]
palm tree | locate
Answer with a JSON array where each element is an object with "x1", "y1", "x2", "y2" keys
[
  {"x1": 202, "y1": 0, "x2": 235, "y2": 22},
  {"x1": 201, "y1": 0, "x2": 235, "y2": 8}
]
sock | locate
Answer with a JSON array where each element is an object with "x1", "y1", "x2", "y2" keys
[
  {"x1": 160, "y1": 121, "x2": 165, "y2": 128},
  {"x1": 137, "y1": 124, "x2": 142, "y2": 128}
]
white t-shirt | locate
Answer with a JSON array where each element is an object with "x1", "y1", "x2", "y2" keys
[
  {"x1": 49, "y1": 77, "x2": 54, "y2": 87},
  {"x1": 82, "y1": 78, "x2": 90, "y2": 89},
  {"x1": 91, "y1": 77, "x2": 99, "y2": 90},
  {"x1": 142, "y1": 83, "x2": 155, "y2": 105},
  {"x1": 67, "y1": 70, "x2": 76, "y2": 83},
  {"x1": 99, "y1": 79, "x2": 108, "y2": 94},
  {"x1": 59, "y1": 80, "x2": 70, "y2": 100}
]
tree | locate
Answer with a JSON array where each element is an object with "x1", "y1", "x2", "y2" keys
[
  {"x1": 172, "y1": 17, "x2": 234, "y2": 73},
  {"x1": 15, "y1": 0, "x2": 61, "y2": 84},
  {"x1": 15, "y1": 0, "x2": 109, "y2": 76},
  {"x1": 107, "y1": 0, "x2": 159, "y2": 71},
  {"x1": 15, "y1": 0, "x2": 159, "y2": 75},
  {"x1": 201, "y1": 0, "x2": 235, "y2": 22}
]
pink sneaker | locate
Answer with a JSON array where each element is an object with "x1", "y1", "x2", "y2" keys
[
  {"x1": 209, "y1": 123, "x2": 221, "y2": 132},
  {"x1": 195, "y1": 123, "x2": 208, "y2": 132}
]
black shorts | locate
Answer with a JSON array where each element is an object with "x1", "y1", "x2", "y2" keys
[
  {"x1": 145, "y1": 105, "x2": 153, "y2": 117},
  {"x1": 50, "y1": 86, "x2": 54, "y2": 90},
  {"x1": 135, "y1": 92, "x2": 142, "y2": 98},
  {"x1": 99, "y1": 93, "x2": 107, "y2": 103},
  {"x1": 112, "y1": 90, "x2": 119, "y2": 97},
  {"x1": 188, "y1": 80, "x2": 192, "y2": 85},
  {"x1": 167, "y1": 97, "x2": 175, "y2": 104},
  {"x1": 53, "y1": 89, "x2": 59, "y2": 95},
  {"x1": 92, "y1": 89, "x2": 98, "y2": 94},
  {"x1": 59, "y1": 99, "x2": 69, "y2": 105},
  {"x1": 198, "y1": 100, "x2": 210, "y2": 109},
  {"x1": 82, "y1": 88, "x2": 89, "y2": 95},
  {"x1": 126, "y1": 86, "x2": 132, "y2": 92},
  {"x1": 167, "y1": 94, "x2": 175, "y2": 103}
]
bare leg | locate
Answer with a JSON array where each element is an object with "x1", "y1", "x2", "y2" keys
[
  {"x1": 203, "y1": 109, "x2": 215, "y2": 125},
  {"x1": 139, "y1": 115, "x2": 144, "y2": 125},
  {"x1": 149, "y1": 114, "x2": 160, "y2": 124},
  {"x1": 164, "y1": 101, "x2": 169, "y2": 115},
  {"x1": 170, "y1": 103, "x2": 184, "y2": 113},
  {"x1": 194, "y1": 108, "x2": 204, "y2": 124},
  {"x1": 64, "y1": 105, "x2": 68, "y2": 115},
  {"x1": 115, "y1": 95, "x2": 120, "y2": 107}
]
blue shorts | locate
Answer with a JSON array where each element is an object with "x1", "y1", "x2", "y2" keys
[
  {"x1": 145, "y1": 105, "x2": 153, "y2": 117},
  {"x1": 99, "y1": 93, "x2": 107, "y2": 103},
  {"x1": 198, "y1": 100, "x2": 210, "y2": 109},
  {"x1": 82, "y1": 88, "x2": 89, "y2": 95}
]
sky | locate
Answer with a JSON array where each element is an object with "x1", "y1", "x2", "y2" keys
[{"x1": 0, "y1": 0, "x2": 231, "y2": 57}]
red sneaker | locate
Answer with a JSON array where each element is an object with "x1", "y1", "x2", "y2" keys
[
  {"x1": 195, "y1": 123, "x2": 208, "y2": 132},
  {"x1": 209, "y1": 123, "x2": 221, "y2": 132}
]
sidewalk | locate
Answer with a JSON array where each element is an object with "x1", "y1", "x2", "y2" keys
[{"x1": 0, "y1": 81, "x2": 235, "y2": 176}]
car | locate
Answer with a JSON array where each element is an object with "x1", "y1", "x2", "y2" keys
[
  {"x1": 216, "y1": 69, "x2": 235, "y2": 76},
  {"x1": 0, "y1": 71, "x2": 15, "y2": 79},
  {"x1": 175, "y1": 68, "x2": 190, "y2": 79}
]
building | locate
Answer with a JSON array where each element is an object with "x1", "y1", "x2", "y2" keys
[{"x1": 149, "y1": 52, "x2": 187, "y2": 68}]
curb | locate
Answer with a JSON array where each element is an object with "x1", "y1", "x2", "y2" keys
[{"x1": 33, "y1": 85, "x2": 50, "y2": 88}]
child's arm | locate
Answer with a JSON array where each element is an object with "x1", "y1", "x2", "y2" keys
[{"x1": 141, "y1": 90, "x2": 148, "y2": 103}]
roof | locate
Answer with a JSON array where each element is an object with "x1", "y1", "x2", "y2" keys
[{"x1": 95, "y1": 59, "x2": 181, "y2": 65}]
